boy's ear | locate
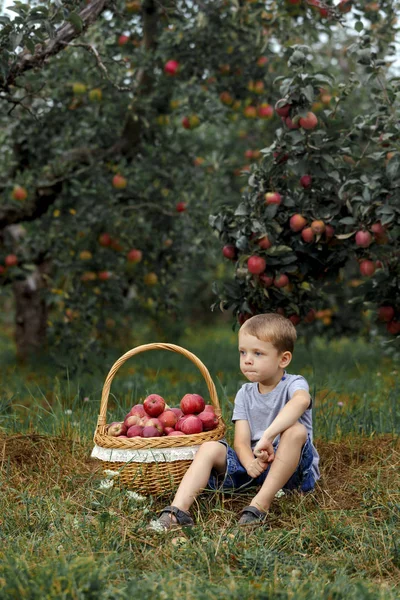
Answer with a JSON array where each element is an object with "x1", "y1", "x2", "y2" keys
[{"x1": 279, "y1": 351, "x2": 292, "y2": 368}]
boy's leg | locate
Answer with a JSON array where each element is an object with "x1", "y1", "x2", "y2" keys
[
  {"x1": 250, "y1": 423, "x2": 308, "y2": 513},
  {"x1": 166, "y1": 441, "x2": 227, "y2": 518}
]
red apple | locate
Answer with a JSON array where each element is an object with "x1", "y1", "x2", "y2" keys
[
  {"x1": 98, "y1": 271, "x2": 112, "y2": 281},
  {"x1": 125, "y1": 414, "x2": 142, "y2": 428},
  {"x1": 127, "y1": 425, "x2": 144, "y2": 437},
  {"x1": 118, "y1": 34, "x2": 129, "y2": 46},
  {"x1": 143, "y1": 417, "x2": 164, "y2": 434},
  {"x1": 167, "y1": 431, "x2": 186, "y2": 436},
  {"x1": 275, "y1": 100, "x2": 291, "y2": 118},
  {"x1": 259, "y1": 274, "x2": 274, "y2": 288},
  {"x1": 247, "y1": 256, "x2": 266, "y2": 275},
  {"x1": 371, "y1": 222, "x2": 388, "y2": 244},
  {"x1": 12, "y1": 185, "x2": 28, "y2": 201},
  {"x1": 299, "y1": 112, "x2": 318, "y2": 130},
  {"x1": 265, "y1": 192, "x2": 282, "y2": 205},
  {"x1": 311, "y1": 220, "x2": 325, "y2": 234},
  {"x1": 387, "y1": 320, "x2": 400, "y2": 335},
  {"x1": 285, "y1": 116, "x2": 300, "y2": 129},
  {"x1": 243, "y1": 105, "x2": 257, "y2": 118},
  {"x1": 180, "y1": 393, "x2": 205, "y2": 415},
  {"x1": 204, "y1": 405, "x2": 215, "y2": 413},
  {"x1": 355, "y1": 231, "x2": 372, "y2": 248},
  {"x1": 142, "y1": 426, "x2": 161, "y2": 438},
  {"x1": 164, "y1": 60, "x2": 180, "y2": 76},
  {"x1": 257, "y1": 235, "x2": 272, "y2": 249},
  {"x1": 289, "y1": 315, "x2": 301, "y2": 326},
  {"x1": 301, "y1": 227, "x2": 315, "y2": 243},
  {"x1": 176, "y1": 202, "x2": 187, "y2": 212},
  {"x1": 290, "y1": 214, "x2": 307, "y2": 232},
  {"x1": 180, "y1": 415, "x2": 203, "y2": 435},
  {"x1": 304, "y1": 309, "x2": 316, "y2": 324},
  {"x1": 197, "y1": 411, "x2": 218, "y2": 431},
  {"x1": 0, "y1": 266, "x2": 5, "y2": 275},
  {"x1": 300, "y1": 175, "x2": 312, "y2": 189},
  {"x1": 107, "y1": 422, "x2": 127, "y2": 436},
  {"x1": 182, "y1": 116, "x2": 191, "y2": 129},
  {"x1": 129, "y1": 404, "x2": 147, "y2": 418},
  {"x1": 159, "y1": 410, "x2": 178, "y2": 429},
  {"x1": 5, "y1": 254, "x2": 18, "y2": 267},
  {"x1": 378, "y1": 306, "x2": 395, "y2": 323},
  {"x1": 175, "y1": 415, "x2": 191, "y2": 431},
  {"x1": 339, "y1": 0, "x2": 352, "y2": 13},
  {"x1": 325, "y1": 225, "x2": 335, "y2": 240},
  {"x1": 257, "y1": 103, "x2": 273, "y2": 119},
  {"x1": 98, "y1": 233, "x2": 112, "y2": 247},
  {"x1": 359, "y1": 260, "x2": 376, "y2": 277},
  {"x1": 274, "y1": 274, "x2": 289, "y2": 288},
  {"x1": 112, "y1": 174, "x2": 127, "y2": 189},
  {"x1": 223, "y1": 245, "x2": 237, "y2": 260},
  {"x1": 127, "y1": 248, "x2": 142, "y2": 263},
  {"x1": 143, "y1": 394, "x2": 165, "y2": 417},
  {"x1": 170, "y1": 407, "x2": 184, "y2": 419},
  {"x1": 164, "y1": 427, "x2": 175, "y2": 435}
]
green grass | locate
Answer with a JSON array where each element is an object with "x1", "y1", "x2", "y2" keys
[{"x1": 0, "y1": 324, "x2": 399, "y2": 598}]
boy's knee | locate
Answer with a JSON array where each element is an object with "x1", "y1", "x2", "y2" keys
[
  {"x1": 281, "y1": 422, "x2": 308, "y2": 444},
  {"x1": 197, "y1": 441, "x2": 226, "y2": 460}
]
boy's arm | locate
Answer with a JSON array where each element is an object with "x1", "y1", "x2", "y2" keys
[
  {"x1": 253, "y1": 390, "x2": 311, "y2": 457},
  {"x1": 234, "y1": 420, "x2": 270, "y2": 478}
]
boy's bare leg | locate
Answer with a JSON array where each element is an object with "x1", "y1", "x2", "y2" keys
[
  {"x1": 166, "y1": 441, "x2": 227, "y2": 519},
  {"x1": 250, "y1": 423, "x2": 308, "y2": 513}
]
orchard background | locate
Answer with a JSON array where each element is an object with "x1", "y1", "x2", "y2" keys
[{"x1": 0, "y1": 1, "x2": 399, "y2": 598}]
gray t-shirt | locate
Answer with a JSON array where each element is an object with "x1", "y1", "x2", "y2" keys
[{"x1": 232, "y1": 372, "x2": 320, "y2": 480}]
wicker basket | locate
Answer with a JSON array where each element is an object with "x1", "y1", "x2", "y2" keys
[{"x1": 92, "y1": 343, "x2": 226, "y2": 495}]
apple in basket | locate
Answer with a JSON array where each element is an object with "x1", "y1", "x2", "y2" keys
[
  {"x1": 198, "y1": 410, "x2": 219, "y2": 431},
  {"x1": 142, "y1": 417, "x2": 164, "y2": 434},
  {"x1": 168, "y1": 431, "x2": 185, "y2": 436},
  {"x1": 143, "y1": 394, "x2": 166, "y2": 417},
  {"x1": 128, "y1": 403, "x2": 147, "y2": 418},
  {"x1": 127, "y1": 425, "x2": 144, "y2": 437},
  {"x1": 180, "y1": 415, "x2": 203, "y2": 435},
  {"x1": 124, "y1": 414, "x2": 142, "y2": 428},
  {"x1": 107, "y1": 422, "x2": 127, "y2": 436},
  {"x1": 180, "y1": 393, "x2": 205, "y2": 415},
  {"x1": 170, "y1": 407, "x2": 183, "y2": 419},
  {"x1": 164, "y1": 426, "x2": 175, "y2": 434},
  {"x1": 159, "y1": 410, "x2": 178, "y2": 429},
  {"x1": 175, "y1": 414, "x2": 191, "y2": 431},
  {"x1": 204, "y1": 405, "x2": 215, "y2": 413},
  {"x1": 142, "y1": 425, "x2": 161, "y2": 438}
]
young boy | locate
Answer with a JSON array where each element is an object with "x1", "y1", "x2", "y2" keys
[{"x1": 155, "y1": 313, "x2": 320, "y2": 528}]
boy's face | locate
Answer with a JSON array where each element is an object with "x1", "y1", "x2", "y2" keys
[{"x1": 238, "y1": 330, "x2": 291, "y2": 386}]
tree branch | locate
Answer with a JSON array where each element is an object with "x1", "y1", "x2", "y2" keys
[{"x1": 4, "y1": 0, "x2": 114, "y2": 90}]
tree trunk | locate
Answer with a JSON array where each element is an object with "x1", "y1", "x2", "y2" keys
[{"x1": 13, "y1": 263, "x2": 50, "y2": 361}]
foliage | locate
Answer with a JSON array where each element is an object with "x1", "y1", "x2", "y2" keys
[{"x1": 209, "y1": 1, "x2": 400, "y2": 341}]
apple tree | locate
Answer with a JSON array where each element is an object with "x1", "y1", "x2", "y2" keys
[{"x1": 210, "y1": 0, "x2": 400, "y2": 342}]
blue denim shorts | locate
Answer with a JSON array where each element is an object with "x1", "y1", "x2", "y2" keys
[{"x1": 207, "y1": 435, "x2": 316, "y2": 493}]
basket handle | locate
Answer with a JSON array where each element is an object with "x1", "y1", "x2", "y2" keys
[{"x1": 96, "y1": 343, "x2": 220, "y2": 428}]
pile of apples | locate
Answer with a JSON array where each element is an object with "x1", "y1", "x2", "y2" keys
[{"x1": 107, "y1": 393, "x2": 219, "y2": 438}]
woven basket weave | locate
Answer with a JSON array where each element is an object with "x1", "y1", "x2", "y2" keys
[{"x1": 92, "y1": 343, "x2": 226, "y2": 495}]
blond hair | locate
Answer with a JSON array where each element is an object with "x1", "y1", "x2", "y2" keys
[{"x1": 240, "y1": 313, "x2": 297, "y2": 354}]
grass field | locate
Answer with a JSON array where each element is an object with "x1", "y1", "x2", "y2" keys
[{"x1": 0, "y1": 323, "x2": 399, "y2": 599}]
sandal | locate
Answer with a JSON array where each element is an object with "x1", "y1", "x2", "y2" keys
[
  {"x1": 156, "y1": 505, "x2": 195, "y2": 530},
  {"x1": 238, "y1": 505, "x2": 268, "y2": 527}
]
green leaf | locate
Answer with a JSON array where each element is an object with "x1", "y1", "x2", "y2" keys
[
  {"x1": 303, "y1": 84, "x2": 314, "y2": 104},
  {"x1": 68, "y1": 12, "x2": 83, "y2": 33},
  {"x1": 355, "y1": 21, "x2": 364, "y2": 32},
  {"x1": 386, "y1": 155, "x2": 399, "y2": 180},
  {"x1": 234, "y1": 203, "x2": 248, "y2": 216}
]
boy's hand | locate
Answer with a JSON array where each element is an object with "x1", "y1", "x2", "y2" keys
[
  {"x1": 253, "y1": 438, "x2": 275, "y2": 464},
  {"x1": 245, "y1": 457, "x2": 270, "y2": 479}
]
